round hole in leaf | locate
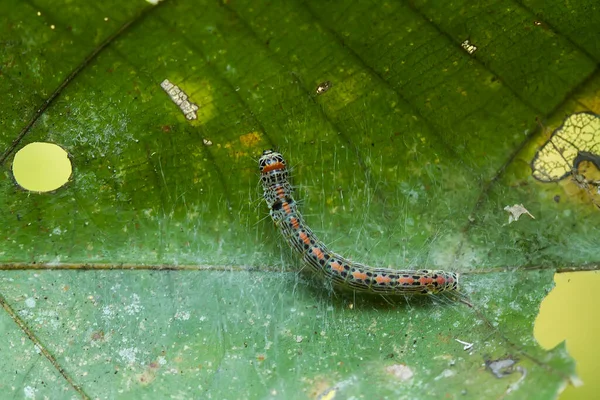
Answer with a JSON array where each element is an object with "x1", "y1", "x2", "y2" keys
[{"x1": 12, "y1": 142, "x2": 72, "y2": 192}]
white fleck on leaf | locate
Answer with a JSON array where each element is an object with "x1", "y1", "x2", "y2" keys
[
  {"x1": 160, "y1": 79, "x2": 199, "y2": 120},
  {"x1": 386, "y1": 364, "x2": 414, "y2": 381},
  {"x1": 455, "y1": 338, "x2": 474, "y2": 350},
  {"x1": 124, "y1": 294, "x2": 143, "y2": 315},
  {"x1": 504, "y1": 204, "x2": 535, "y2": 224},
  {"x1": 460, "y1": 39, "x2": 477, "y2": 54},
  {"x1": 315, "y1": 80, "x2": 332, "y2": 95},
  {"x1": 118, "y1": 347, "x2": 139, "y2": 364},
  {"x1": 25, "y1": 298, "x2": 36, "y2": 308},
  {"x1": 174, "y1": 310, "x2": 191, "y2": 321},
  {"x1": 23, "y1": 386, "x2": 36, "y2": 399}
]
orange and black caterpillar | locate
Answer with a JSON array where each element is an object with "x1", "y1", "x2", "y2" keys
[{"x1": 259, "y1": 150, "x2": 458, "y2": 295}]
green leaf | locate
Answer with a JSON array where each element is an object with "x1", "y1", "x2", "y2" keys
[{"x1": 2, "y1": 0, "x2": 598, "y2": 398}]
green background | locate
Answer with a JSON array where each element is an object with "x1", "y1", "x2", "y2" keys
[{"x1": 1, "y1": 0, "x2": 599, "y2": 398}]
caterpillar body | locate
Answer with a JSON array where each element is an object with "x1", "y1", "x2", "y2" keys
[{"x1": 259, "y1": 150, "x2": 458, "y2": 295}]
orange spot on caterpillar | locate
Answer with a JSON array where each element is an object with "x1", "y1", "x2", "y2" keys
[
  {"x1": 282, "y1": 202, "x2": 292, "y2": 214},
  {"x1": 399, "y1": 277, "x2": 414, "y2": 285},
  {"x1": 311, "y1": 247, "x2": 325, "y2": 260},
  {"x1": 262, "y1": 162, "x2": 285, "y2": 173},
  {"x1": 330, "y1": 261, "x2": 344, "y2": 273},
  {"x1": 436, "y1": 276, "x2": 446, "y2": 285},
  {"x1": 419, "y1": 276, "x2": 433, "y2": 285},
  {"x1": 276, "y1": 187, "x2": 285, "y2": 198},
  {"x1": 352, "y1": 271, "x2": 368, "y2": 280},
  {"x1": 290, "y1": 217, "x2": 300, "y2": 229},
  {"x1": 299, "y1": 231, "x2": 310, "y2": 245},
  {"x1": 375, "y1": 275, "x2": 391, "y2": 284}
]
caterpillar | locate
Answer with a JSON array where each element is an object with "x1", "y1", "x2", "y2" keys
[{"x1": 259, "y1": 150, "x2": 458, "y2": 295}]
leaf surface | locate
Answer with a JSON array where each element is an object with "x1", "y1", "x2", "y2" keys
[{"x1": 2, "y1": 0, "x2": 598, "y2": 398}]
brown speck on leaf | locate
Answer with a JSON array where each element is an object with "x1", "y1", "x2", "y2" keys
[{"x1": 137, "y1": 369, "x2": 157, "y2": 385}]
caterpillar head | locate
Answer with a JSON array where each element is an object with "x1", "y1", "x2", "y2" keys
[{"x1": 259, "y1": 150, "x2": 286, "y2": 173}]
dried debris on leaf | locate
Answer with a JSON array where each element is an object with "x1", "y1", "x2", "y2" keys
[{"x1": 504, "y1": 204, "x2": 535, "y2": 224}]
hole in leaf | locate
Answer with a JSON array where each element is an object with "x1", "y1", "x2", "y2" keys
[
  {"x1": 535, "y1": 271, "x2": 600, "y2": 398},
  {"x1": 12, "y1": 142, "x2": 72, "y2": 192}
]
